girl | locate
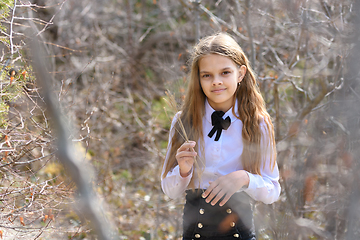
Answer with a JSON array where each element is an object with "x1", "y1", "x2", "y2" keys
[{"x1": 161, "y1": 32, "x2": 280, "y2": 240}]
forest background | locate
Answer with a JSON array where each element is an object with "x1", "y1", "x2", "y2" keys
[{"x1": 1, "y1": 0, "x2": 360, "y2": 239}]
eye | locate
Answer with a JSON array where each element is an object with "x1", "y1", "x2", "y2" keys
[
  {"x1": 222, "y1": 70, "x2": 231, "y2": 75},
  {"x1": 201, "y1": 74, "x2": 210, "y2": 78}
]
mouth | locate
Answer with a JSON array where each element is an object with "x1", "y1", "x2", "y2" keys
[{"x1": 211, "y1": 88, "x2": 226, "y2": 94}]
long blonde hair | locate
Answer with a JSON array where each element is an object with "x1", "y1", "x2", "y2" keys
[{"x1": 162, "y1": 32, "x2": 276, "y2": 184}]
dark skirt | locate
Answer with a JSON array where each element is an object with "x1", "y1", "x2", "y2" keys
[{"x1": 183, "y1": 189, "x2": 256, "y2": 240}]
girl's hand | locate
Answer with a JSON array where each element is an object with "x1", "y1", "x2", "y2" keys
[
  {"x1": 202, "y1": 170, "x2": 250, "y2": 206},
  {"x1": 176, "y1": 141, "x2": 197, "y2": 177}
]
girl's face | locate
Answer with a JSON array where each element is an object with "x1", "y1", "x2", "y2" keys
[{"x1": 199, "y1": 54, "x2": 246, "y2": 112}]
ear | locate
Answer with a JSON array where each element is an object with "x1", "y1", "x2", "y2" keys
[{"x1": 238, "y1": 65, "x2": 247, "y2": 83}]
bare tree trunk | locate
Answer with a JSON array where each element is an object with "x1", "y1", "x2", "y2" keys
[{"x1": 245, "y1": 0, "x2": 255, "y2": 67}]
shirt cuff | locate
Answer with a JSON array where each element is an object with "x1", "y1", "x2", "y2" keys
[
  {"x1": 174, "y1": 165, "x2": 193, "y2": 181},
  {"x1": 244, "y1": 171, "x2": 256, "y2": 191}
]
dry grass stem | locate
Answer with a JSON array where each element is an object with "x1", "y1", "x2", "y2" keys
[{"x1": 164, "y1": 90, "x2": 204, "y2": 184}]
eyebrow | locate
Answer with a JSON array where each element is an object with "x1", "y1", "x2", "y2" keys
[{"x1": 199, "y1": 67, "x2": 233, "y2": 74}]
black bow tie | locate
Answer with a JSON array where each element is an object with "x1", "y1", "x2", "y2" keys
[{"x1": 208, "y1": 111, "x2": 231, "y2": 141}]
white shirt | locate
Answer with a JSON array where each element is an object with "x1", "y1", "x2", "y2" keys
[{"x1": 161, "y1": 100, "x2": 281, "y2": 204}]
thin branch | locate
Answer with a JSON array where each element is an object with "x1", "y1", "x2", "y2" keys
[
  {"x1": 199, "y1": 3, "x2": 250, "y2": 42},
  {"x1": 273, "y1": 81, "x2": 280, "y2": 140},
  {"x1": 10, "y1": 0, "x2": 17, "y2": 55},
  {"x1": 37, "y1": 0, "x2": 69, "y2": 36}
]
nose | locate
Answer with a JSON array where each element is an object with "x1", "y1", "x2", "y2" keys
[{"x1": 212, "y1": 75, "x2": 223, "y2": 86}]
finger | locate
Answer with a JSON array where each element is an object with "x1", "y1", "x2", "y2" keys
[
  {"x1": 210, "y1": 189, "x2": 226, "y2": 206},
  {"x1": 205, "y1": 192, "x2": 215, "y2": 203},
  {"x1": 178, "y1": 141, "x2": 196, "y2": 152},
  {"x1": 181, "y1": 141, "x2": 196, "y2": 150},
  {"x1": 176, "y1": 150, "x2": 197, "y2": 157},
  {"x1": 205, "y1": 186, "x2": 220, "y2": 203},
  {"x1": 176, "y1": 151, "x2": 197, "y2": 161},
  {"x1": 219, "y1": 192, "x2": 232, "y2": 207},
  {"x1": 202, "y1": 181, "x2": 215, "y2": 199}
]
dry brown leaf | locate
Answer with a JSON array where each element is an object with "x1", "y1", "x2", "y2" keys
[
  {"x1": 5, "y1": 135, "x2": 11, "y2": 148},
  {"x1": 304, "y1": 174, "x2": 317, "y2": 203},
  {"x1": 20, "y1": 217, "x2": 25, "y2": 226}
]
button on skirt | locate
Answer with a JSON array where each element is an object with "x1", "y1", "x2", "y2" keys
[{"x1": 182, "y1": 189, "x2": 256, "y2": 240}]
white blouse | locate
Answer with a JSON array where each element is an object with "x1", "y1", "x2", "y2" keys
[{"x1": 161, "y1": 100, "x2": 281, "y2": 204}]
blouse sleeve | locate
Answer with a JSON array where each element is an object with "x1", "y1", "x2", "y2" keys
[
  {"x1": 161, "y1": 112, "x2": 193, "y2": 199},
  {"x1": 243, "y1": 119, "x2": 281, "y2": 204}
]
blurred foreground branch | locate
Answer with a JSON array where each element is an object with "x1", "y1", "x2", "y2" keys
[
  {"x1": 28, "y1": 36, "x2": 117, "y2": 240},
  {"x1": 344, "y1": 2, "x2": 360, "y2": 239}
]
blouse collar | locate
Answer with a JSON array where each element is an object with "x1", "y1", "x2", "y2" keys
[{"x1": 205, "y1": 98, "x2": 239, "y2": 124}]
